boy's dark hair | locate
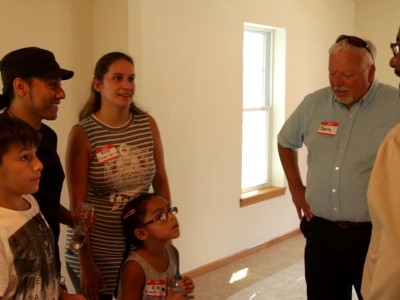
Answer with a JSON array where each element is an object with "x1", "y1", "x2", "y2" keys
[{"x1": 0, "y1": 114, "x2": 40, "y2": 164}]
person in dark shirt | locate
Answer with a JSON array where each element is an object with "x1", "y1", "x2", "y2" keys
[{"x1": 0, "y1": 47, "x2": 74, "y2": 277}]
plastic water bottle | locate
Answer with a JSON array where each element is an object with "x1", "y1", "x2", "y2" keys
[
  {"x1": 67, "y1": 203, "x2": 94, "y2": 255},
  {"x1": 170, "y1": 273, "x2": 184, "y2": 294}
]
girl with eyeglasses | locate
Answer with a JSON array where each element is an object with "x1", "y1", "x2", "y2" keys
[{"x1": 115, "y1": 193, "x2": 194, "y2": 300}]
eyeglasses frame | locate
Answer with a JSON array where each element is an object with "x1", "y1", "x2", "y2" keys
[
  {"x1": 139, "y1": 206, "x2": 178, "y2": 227},
  {"x1": 391, "y1": 41, "x2": 400, "y2": 56}
]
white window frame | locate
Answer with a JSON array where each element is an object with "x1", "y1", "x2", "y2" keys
[{"x1": 240, "y1": 23, "x2": 286, "y2": 206}]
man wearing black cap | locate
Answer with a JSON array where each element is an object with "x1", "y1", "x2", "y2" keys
[{"x1": 0, "y1": 47, "x2": 74, "y2": 284}]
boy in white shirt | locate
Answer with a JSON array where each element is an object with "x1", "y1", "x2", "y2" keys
[{"x1": 0, "y1": 115, "x2": 83, "y2": 300}]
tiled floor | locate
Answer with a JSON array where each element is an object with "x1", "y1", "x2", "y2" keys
[
  {"x1": 192, "y1": 233, "x2": 358, "y2": 299},
  {"x1": 192, "y1": 234, "x2": 306, "y2": 299}
]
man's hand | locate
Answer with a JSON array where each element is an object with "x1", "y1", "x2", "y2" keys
[
  {"x1": 277, "y1": 144, "x2": 313, "y2": 221},
  {"x1": 290, "y1": 184, "x2": 313, "y2": 221}
]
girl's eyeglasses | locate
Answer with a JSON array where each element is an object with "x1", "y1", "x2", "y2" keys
[
  {"x1": 140, "y1": 207, "x2": 178, "y2": 227},
  {"x1": 391, "y1": 41, "x2": 400, "y2": 56}
]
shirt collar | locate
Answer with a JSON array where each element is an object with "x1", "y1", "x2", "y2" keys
[
  {"x1": 358, "y1": 79, "x2": 378, "y2": 108},
  {"x1": 333, "y1": 79, "x2": 378, "y2": 109}
]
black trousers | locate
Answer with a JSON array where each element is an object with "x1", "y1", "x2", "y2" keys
[{"x1": 300, "y1": 216, "x2": 371, "y2": 300}]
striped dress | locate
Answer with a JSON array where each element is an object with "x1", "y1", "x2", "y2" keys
[{"x1": 65, "y1": 113, "x2": 156, "y2": 295}]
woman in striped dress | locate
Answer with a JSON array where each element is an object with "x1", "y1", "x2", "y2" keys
[{"x1": 65, "y1": 52, "x2": 170, "y2": 300}]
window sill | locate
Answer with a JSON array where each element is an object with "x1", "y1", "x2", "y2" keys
[{"x1": 240, "y1": 186, "x2": 286, "y2": 207}]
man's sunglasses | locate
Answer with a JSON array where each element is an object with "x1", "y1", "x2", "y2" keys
[{"x1": 335, "y1": 35, "x2": 373, "y2": 59}]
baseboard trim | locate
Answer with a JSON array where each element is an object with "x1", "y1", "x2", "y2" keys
[{"x1": 186, "y1": 228, "x2": 301, "y2": 278}]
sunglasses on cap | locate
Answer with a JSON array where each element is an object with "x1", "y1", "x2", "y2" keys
[
  {"x1": 335, "y1": 35, "x2": 373, "y2": 58},
  {"x1": 391, "y1": 41, "x2": 400, "y2": 56}
]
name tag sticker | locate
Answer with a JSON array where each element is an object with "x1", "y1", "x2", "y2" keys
[
  {"x1": 145, "y1": 279, "x2": 167, "y2": 298},
  {"x1": 96, "y1": 145, "x2": 119, "y2": 163},
  {"x1": 317, "y1": 122, "x2": 339, "y2": 136}
]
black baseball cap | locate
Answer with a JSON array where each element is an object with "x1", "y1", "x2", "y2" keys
[{"x1": 0, "y1": 47, "x2": 74, "y2": 88}]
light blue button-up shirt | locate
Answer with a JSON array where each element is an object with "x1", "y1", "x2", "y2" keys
[{"x1": 278, "y1": 80, "x2": 400, "y2": 222}]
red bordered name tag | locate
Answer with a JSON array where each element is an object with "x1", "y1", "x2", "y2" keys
[
  {"x1": 96, "y1": 145, "x2": 119, "y2": 163},
  {"x1": 317, "y1": 122, "x2": 339, "y2": 136},
  {"x1": 145, "y1": 279, "x2": 167, "y2": 298}
]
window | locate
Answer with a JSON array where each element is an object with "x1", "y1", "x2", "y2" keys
[
  {"x1": 242, "y1": 25, "x2": 273, "y2": 192},
  {"x1": 241, "y1": 23, "x2": 286, "y2": 206}
]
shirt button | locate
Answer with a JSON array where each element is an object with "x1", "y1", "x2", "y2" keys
[
  {"x1": 332, "y1": 189, "x2": 336, "y2": 193},
  {"x1": 335, "y1": 166, "x2": 339, "y2": 170},
  {"x1": 333, "y1": 207, "x2": 337, "y2": 211}
]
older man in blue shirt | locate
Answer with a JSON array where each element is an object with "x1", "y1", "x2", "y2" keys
[{"x1": 278, "y1": 35, "x2": 400, "y2": 300}]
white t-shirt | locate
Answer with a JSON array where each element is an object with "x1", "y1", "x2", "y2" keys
[{"x1": 0, "y1": 195, "x2": 59, "y2": 299}]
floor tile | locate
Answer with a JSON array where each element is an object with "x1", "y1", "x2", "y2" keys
[{"x1": 192, "y1": 234, "x2": 358, "y2": 299}]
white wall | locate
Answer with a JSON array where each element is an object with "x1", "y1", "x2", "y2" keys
[
  {"x1": 354, "y1": 0, "x2": 400, "y2": 86},
  {"x1": 129, "y1": 0, "x2": 355, "y2": 272},
  {"x1": 1, "y1": 0, "x2": 399, "y2": 293}
]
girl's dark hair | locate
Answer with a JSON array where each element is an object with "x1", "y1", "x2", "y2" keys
[
  {"x1": 0, "y1": 114, "x2": 40, "y2": 164},
  {"x1": 121, "y1": 193, "x2": 156, "y2": 250},
  {"x1": 115, "y1": 193, "x2": 163, "y2": 298},
  {"x1": 79, "y1": 52, "x2": 146, "y2": 121}
]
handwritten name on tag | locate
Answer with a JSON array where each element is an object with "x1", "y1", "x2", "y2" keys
[
  {"x1": 317, "y1": 122, "x2": 339, "y2": 136},
  {"x1": 96, "y1": 145, "x2": 119, "y2": 163}
]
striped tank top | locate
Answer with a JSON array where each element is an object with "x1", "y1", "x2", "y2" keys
[{"x1": 65, "y1": 113, "x2": 156, "y2": 294}]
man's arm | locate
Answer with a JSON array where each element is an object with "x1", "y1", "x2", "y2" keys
[{"x1": 278, "y1": 143, "x2": 313, "y2": 221}]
